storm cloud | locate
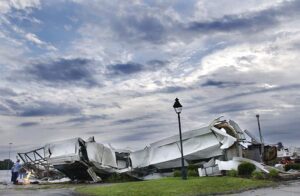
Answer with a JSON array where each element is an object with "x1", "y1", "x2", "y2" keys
[
  {"x1": 1, "y1": 0, "x2": 300, "y2": 160},
  {"x1": 19, "y1": 102, "x2": 81, "y2": 117},
  {"x1": 26, "y1": 58, "x2": 98, "y2": 87}
]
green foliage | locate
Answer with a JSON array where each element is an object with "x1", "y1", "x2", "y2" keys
[
  {"x1": 0, "y1": 159, "x2": 13, "y2": 170},
  {"x1": 173, "y1": 170, "x2": 181, "y2": 177},
  {"x1": 187, "y1": 164, "x2": 199, "y2": 177},
  {"x1": 268, "y1": 169, "x2": 279, "y2": 179},
  {"x1": 252, "y1": 171, "x2": 264, "y2": 179},
  {"x1": 188, "y1": 169, "x2": 198, "y2": 177},
  {"x1": 227, "y1": 169, "x2": 238, "y2": 177},
  {"x1": 187, "y1": 164, "x2": 198, "y2": 170},
  {"x1": 284, "y1": 163, "x2": 300, "y2": 171},
  {"x1": 105, "y1": 173, "x2": 136, "y2": 183},
  {"x1": 238, "y1": 162, "x2": 256, "y2": 177}
]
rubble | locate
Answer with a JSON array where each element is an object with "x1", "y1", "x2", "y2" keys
[{"x1": 18, "y1": 117, "x2": 282, "y2": 182}]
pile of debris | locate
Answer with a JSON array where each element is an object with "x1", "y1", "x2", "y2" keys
[{"x1": 17, "y1": 117, "x2": 286, "y2": 182}]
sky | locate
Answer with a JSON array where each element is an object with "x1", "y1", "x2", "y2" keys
[{"x1": 0, "y1": 0, "x2": 300, "y2": 160}]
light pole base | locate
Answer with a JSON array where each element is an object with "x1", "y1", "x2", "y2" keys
[{"x1": 181, "y1": 167, "x2": 187, "y2": 180}]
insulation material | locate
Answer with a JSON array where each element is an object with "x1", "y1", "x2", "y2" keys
[
  {"x1": 233, "y1": 157, "x2": 269, "y2": 173},
  {"x1": 86, "y1": 142, "x2": 117, "y2": 168},
  {"x1": 130, "y1": 147, "x2": 151, "y2": 168},
  {"x1": 199, "y1": 166, "x2": 220, "y2": 177},
  {"x1": 211, "y1": 127, "x2": 236, "y2": 149},
  {"x1": 45, "y1": 138, "x2": 80, "y2": 158},
  {"x1": 216, "y1": 160, "x2": 240, "y2": 171},
  {"x1": 149, "y1": 142, "x2": 182, "y2": 166},
  {"x1": 215, "y1": 157, "x2": 269, "y2": 173},
  {"x1": 102, "y1": 145, "x2": 117, "y2": 168},
  {"x1": 153, "y1": 158, "x2": 188, "y2": 169}
]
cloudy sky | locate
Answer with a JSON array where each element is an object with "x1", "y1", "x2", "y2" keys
[{"x1": 0, "y1": 0, "x2": 300, "y2": 160}]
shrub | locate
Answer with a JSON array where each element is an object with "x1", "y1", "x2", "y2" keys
[
  {"x1": 284, "y1": 163, "x2": 300, "y2": 171},
  {"x1": 252, "y1": 171, "x2": 264, "y2": 179},
  {"x1": 238, "y1": 162, "x2": 256, "y2": 177},
  {"x1": 173, "y1": 170, "x2": 181, "y2": 177},
  {"x1": 188, "y1": 169, "x2": 199, "y2": 177},
  {"x1": 106, "y1": 173, "x2": 136, "y2": 183},
  {"x1": 227, "y1": 169, "x2": 238, "y2": 177},
  {"x1": 268, "y1": 169, "x2": 279, "y2": 179},
  {"x1": 188, "y1": 164, "x2": 198, "y2": 170},
  {"x1": 187, "y1": 164, "x2": 199, "y2": 177}
]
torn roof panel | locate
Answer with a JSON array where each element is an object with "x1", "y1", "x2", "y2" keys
[
  {"x1": 45, "y1": 138, "x2": 82, "y2": 158},
  {"x1": 150, "y1": 126, "x2": 211, "y2": 148}
]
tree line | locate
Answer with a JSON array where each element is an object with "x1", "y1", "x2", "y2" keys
[{"x1": 0, "y1": 159, "x2": 13, "y2": 170}]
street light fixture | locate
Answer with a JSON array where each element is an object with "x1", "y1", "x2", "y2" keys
[{"x1": 173, "y1": 98, "x2": 187, "y2": 180}]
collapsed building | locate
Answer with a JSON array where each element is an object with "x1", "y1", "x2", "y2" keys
[{"x1": 18, "y1": 117, "x2": 276, "y2": 181}]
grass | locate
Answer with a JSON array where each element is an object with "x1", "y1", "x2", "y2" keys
[{"x1": 76, "y1": 177, "x2": 275, "y2": 196}]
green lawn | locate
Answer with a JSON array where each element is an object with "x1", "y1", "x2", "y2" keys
[{"x1": 76, "y1": 177, "x2": 274, "y2": 196}]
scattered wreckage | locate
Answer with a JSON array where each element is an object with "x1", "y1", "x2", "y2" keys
[{"x1": 18, "y1": 117, "x2": 278, "y2": 182}]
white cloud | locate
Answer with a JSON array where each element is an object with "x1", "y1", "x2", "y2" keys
[
  {"x1": 0, "y1": 0, "x2": 40, "y2": 14},
  {"x1": 25, "y1": 33, "x2": 57, "y2": 51}
]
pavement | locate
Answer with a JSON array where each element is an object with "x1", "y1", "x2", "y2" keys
[
  {"x1": 228, "y1": 180, "x2": 300, "y2": 196},
  {"x1": 0, "y1": 188, "x2": 76, "y2": 196},
  {"x1": 0, "y1": 183, "x2": 78, "y2": 196}
]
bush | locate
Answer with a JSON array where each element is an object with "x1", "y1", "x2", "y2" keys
[
  {"x1": 268, "y1": 169, "x2": 279, "y2": 179},
  {"x1": 187, "y1": 164, "x2": 199, "y2": 177},
  {"x1": 105, "y1": 173, "x2": 136, "y2": 183},
  {"x1": 188, "y1": 164, "x2": 198, "y2": 170},
  {"x1": 252, "y1": 171, "x2": 264, "y2": 179},
  {"x1": 188, "y1": 169, "x2": 199, "y2": 177},
  {"x1": 284, "y1": 163, "x2": 300, "y2": 171},
  {"x1": 238, "y1": 162, "x2": 256, "y2": 177},
  {"x1": 227, "y1": 169, "x2": 238, "y2": 177},
  {"x1": 173, "y1": 170, "x2": 181, "y2": 177}
]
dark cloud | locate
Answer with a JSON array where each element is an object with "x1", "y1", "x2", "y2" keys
[
  {"x1": 107, "y1": 61, "x2": 166, "y2": 76},
  {"x1": 188, "y1": 12, "x2": 277, "y2": 33},
  {"x1": 113, "y1": 115, "x2": 152, "y2": 125},
  {"x1": 19, "y1": 101, "x2": 81, "y2": 117},
  {"x1": 221, "y1": 84, "x2": 300, "y2": 101},
  {"x1": 0, "y1": 88, "x2": 18, "y2": 97},
  {"x1": 114, "y1": 14, "x2": 166, "y2": 44},
  {"x1": 0, "y1": 99, "x2": 20, "y2": 115},
  {"x1": 26, "y1": 58, "x2": 98, "y2": 87},
  {"x1": 187, "y1": 0, "x2": 300, "y2": 34},
  {"x1": 127, "y1": 15, "x2": 165, "y2": 43},
  {"x1": 2, "y1": 99, "x2": 81, "y2": 117},
  {"x1": 108, "y1": 62, "x2": 143, "y2": 75},
  {"x1": 18, "y1": 122, "x2": 39, "y2": 127},
  {"x1": 0, "y1": 104, "x2": 9, "y2": 114},
  {"x1": 113, "y1": 133, "x2": 150, "y2": 142},
  {"x1": 206, "y1": 102, "x2": 257, "y2": 114},
  {"x1": 64, "y1": 115, "x2": 108, "y2": 124},
  {"x1": 85, "y1": 130, "x2": 106, "y2": 135},
  {"x1": 111, "y1": 130, "x2": 163, "y2": 142},
  {"x1": 147, "y1": 59, "x2": 169, "y2": 69},
  {"x1": 157, "y1": 86, "x2": 188, "y2": 94},
  {"x1": 201, "y1": 79, "x2": 251, "y2": 88}
]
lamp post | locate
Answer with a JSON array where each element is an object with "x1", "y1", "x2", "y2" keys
[
  {"x1": 256, "y1": 114, "x2": 264, "y2": 162},
  {"x1": 8, "y1": 143, "x2": 12, "y2": 170},
  {"x1": 173, "y1": 98, "x2": 187, "y2": 180}
]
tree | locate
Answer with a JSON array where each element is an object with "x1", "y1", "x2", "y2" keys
[{"x1": 0, "y1": 159, "x2": 13, "y2": 170}]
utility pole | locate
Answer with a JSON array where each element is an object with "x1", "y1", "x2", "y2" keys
[{"x1": 256, "y1": 114, "x2": 264, "y2": 162}]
